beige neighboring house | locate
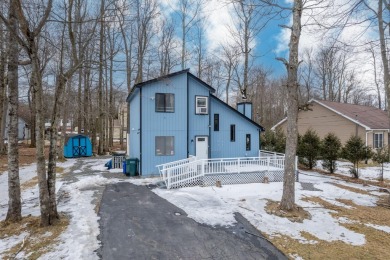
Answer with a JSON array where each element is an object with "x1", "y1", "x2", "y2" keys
[
  {"x1": 113, "y1": 102, "x2": 128, "y2": 141},
  {"x1": 271, "y1": 99, "x2": 390, "y2": 149}
]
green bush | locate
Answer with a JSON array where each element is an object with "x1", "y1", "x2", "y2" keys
[
  {"x1": 320, "y1": 133, "x2": 341, "y2": 173},
  {"x1": 372, "y1": 146, "x2": 390, "y2": 181},
  {"x1": 297, "y1": 129, "x2": 321, "y2": 169},
  {"x1": 341, "y1": 135, "x2": 372, "y2": 178},
  {"x1": 260, "y1": 129, "x2": 286, "y2": 153}
]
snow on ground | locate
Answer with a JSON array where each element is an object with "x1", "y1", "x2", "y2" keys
[
  {"x1": 0, "y1": 158, "x2": 107, "y2": 259},
  {"x1": 0, "y1": 160, "x2": 77, "y2": 220},
  {"x1": 316, "y1": 160, "x2": 390, "y2": 181},
  {"x1": 154, "y1": 170, "x2": 385, "y2": 246},
  {"x1": 1, "y1": 156, "x2": 389, "y2": 257},
  {"x1": 41, "y1": 176, "x2": 113, "y2": 259}
]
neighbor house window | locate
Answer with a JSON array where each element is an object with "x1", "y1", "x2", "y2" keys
[
  {"x1": 374, "y1": 133, "x2": 384, "y2": 148},
  {"x1": 156, "y1": 93, "x2": 174, "y2": 112},
  {"x1": 246, "y1": 134, "x2": 251, "y2": 151},
  {"x1": 230, "y1": 124, "x2": 235, "y2": 142},
  {"x1": 195, "y1": 96, "x2": 208, "y2": 114},
  {"x1": 214, "y1": 114, "x2": 219, "y2": 131},
  {"x1": 155, "y1": 136, "x2": 174, "y2": 156}
]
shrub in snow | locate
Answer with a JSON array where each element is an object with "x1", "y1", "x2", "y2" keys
[
  {"x1": 341, "y1": 136, "x2": 372, "y2": 178},
  {"x1": 260, "y1": 129, "x2": 286, "y2": 153},
  {"x1": 320, "y1": 133, "x2": 341, "y2": 173},
  {"x1": 297, "y1": 129, "x2": 321, "y2": 169},
  {"x1": 372, "y1": 146, "x2": 390, "y2": 182}
]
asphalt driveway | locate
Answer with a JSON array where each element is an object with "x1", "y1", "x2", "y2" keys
[{"x1": 98, "y1": 182, "x2": 287, "y2": 260}]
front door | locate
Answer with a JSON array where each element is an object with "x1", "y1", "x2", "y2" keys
[{"x1": 195, "y1": 136, "x2": 208, "y2": 160}]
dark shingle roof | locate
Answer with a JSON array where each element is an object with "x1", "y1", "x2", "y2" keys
[{"x1": 315, "y1": 99, "x2": 390, "y2": 130}]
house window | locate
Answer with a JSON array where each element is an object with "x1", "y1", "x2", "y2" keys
[
  {"x1": 230, "y1": 124, "x2": 235, "y2": 142},
  {"x1": 246, "y1": 134, "x2": 251, "y2": 151},
  {"x1": 155, "y1": 136, "x2": 174, "y2": 156},
  {"x1": 156, "y1": 93, "x2": 174, "y2": 112},
  {"x1": 214, "y1": 114, "x2": 219, "y2": 131},
  {"x1": 374, "y1": 133, "x2": 384, "y2": 148},
  {"x1": 196, "y1": 96, "x2": 208, "y2": 114}
]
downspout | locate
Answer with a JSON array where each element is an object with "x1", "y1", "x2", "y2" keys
[
  {"x1": 140, "y1": 88, "x2": 142, "y2": 176},
  {"x1": 187, "y1": 74, "x2": 189, "y2": 157},
  {"x1": 208, "y1": 91, "x2": 211, "y2": 158}
]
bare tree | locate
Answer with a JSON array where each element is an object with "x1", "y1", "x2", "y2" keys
[
  {"x1": 0, "y1": 18, "x2": 7, "y2": 155},
  {"x1": 367, "y1": 43, "x2": 383, "y2": 109},
  {"x1": 219, "y1": 42, "x2": 240, "y2": 104},
  {"x1": 5, "y1": 0, "x2": 54, "y2": 226},
  {"x1": 134, "y1": 0, "x2": 159, "y2": 84},
  {"x1": 157, "y1": 19, "x2": 178, "y2": 76},
  {"x1": 175, "y1": 0, "x2": 205, "y2": 70},
  {"x1": 4, "y1": 0, "x2": 22, "y2": 222},
  {"x1": 228, "y1": 0, "x2": 270, "y2": 100}
]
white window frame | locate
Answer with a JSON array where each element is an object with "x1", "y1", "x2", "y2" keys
[
  {"x1": 374, "y1": 132, "x2": 384, "y2": 149},
  {"x1": 195, "y1": 96, "x2": 208, "y2": 115}
]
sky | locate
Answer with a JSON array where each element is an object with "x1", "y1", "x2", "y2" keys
[{"x1": 159, "y1": 0, "x2": 380, "y2": 85}]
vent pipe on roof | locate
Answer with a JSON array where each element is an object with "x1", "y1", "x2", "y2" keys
[{"x1": 237, "y1": 102, "x2": 252, "y2": 120}]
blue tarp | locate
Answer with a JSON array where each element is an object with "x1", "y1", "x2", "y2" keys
[{"x1": 105, "y1": 160, "x2": 112, "y2": 170}]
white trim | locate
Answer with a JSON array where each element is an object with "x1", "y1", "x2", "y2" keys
[{"x1": 270, "y1": 117, "x2": 287, "y2": 131}]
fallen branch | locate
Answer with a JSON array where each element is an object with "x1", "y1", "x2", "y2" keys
[{"x1": 12, "y1": 233, "x2": 30, "y2": 259}]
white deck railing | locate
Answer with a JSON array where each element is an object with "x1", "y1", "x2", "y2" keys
[{"x1": 157, "y1": 151, "x2": 293, "y2": 189}]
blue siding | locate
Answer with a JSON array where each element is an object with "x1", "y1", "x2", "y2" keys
[
  {"x1": 188, "y1": 76, "x2": 211, "y2": 156},
  {"x1": 127, "y1": 70, "x2": 262, "y2": 177},
  {"x1": 210, "y1": 97, "x2": 260, "y2": 158},
  {"x1": 237, "y1": 103, "x2": 253, "y2": 120},
  {"x1": 129, "y1": 88, "x2": 141, "y2": 160},
  {"x1": 141, "y1": 73, "x2": 188, "y2": 175}
]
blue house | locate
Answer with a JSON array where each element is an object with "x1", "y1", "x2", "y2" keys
[{"x1": 127, "y1": 69, "x2": 264, "y2": 176}]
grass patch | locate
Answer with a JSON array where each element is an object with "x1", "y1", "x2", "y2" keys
[
  {"x1": 264, "y1": 200, "x2": 311, "y2": 223},
  {"x1": 0, "y1": 214, "x2": 69, "y2": 259},
  {"x1": 21, "y1": 177, "x2": 38, "y2": 190},
  {"x1": 266, "y1": 196, "x2": 390, "y2": 259},
  {"x1": 330, "y1": 183, "x2": 371, "y2": 195}
]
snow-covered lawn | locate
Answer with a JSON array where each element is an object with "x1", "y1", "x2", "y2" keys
[
  {"x1": 1, "y1": 157, "x2": 389, "y2": 259},
  {"x1": 316, "y1": 160, "x2": 390, "y2": 181},
  {"x1": 154, "y1": 170, "x2": 390, "y2": 259}
]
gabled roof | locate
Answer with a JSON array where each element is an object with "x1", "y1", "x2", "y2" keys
[
  {"x1": 210, "y1": 95, "x2": 265, "y2": 131},
  {"x1": 314, "y1": 99, "x2": 389, "y2": 130},
  {"x1": 126, "y1": 69, "x2": 215, "y2": 102},
  {"x1": 271, "y1": 99, "x2": 390, "y2": 131}
]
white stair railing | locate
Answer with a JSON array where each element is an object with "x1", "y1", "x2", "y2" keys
[{"x1": 157, "y1": 152, "x2": 287, "y2": 189}]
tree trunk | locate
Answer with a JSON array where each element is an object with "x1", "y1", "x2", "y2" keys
[
  {"x1": 47, "y1": 75, "x2": 68, "y2": 222},
  {"x1": 181, "y1": 15, "x2": 186, "y2": 70},
  {"x1": 280, "y1": 0, "x2": 302, "y2": 211},
  {"x1": 0, "y1": 21, "x2": 6, "y2": 155},
  {"x1": 378, "y1": 0, "x2": 390, "y2": 154},
  {"x1": 5, "y1": 1, "x2": 21, "y2": 222},
  {"x1": 28, "y1": 85, "x2": 36, "y2": 148},
  {"x1": 97, "y1": 0, "x2": 104, "y2": 155},
  {"x1": 33, "y1": 54, "x2": 51, "y2": 226}
]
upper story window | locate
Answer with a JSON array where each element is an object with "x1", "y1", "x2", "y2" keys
[
  {"x1": 196, "y1": 96, "x2": 208, "y2": 114},
  {"x1": 374, "y1": 133, "x2": 384, "y2": 148},
  {"x1": 156, "y1": 93, "x2": 174, "y2": 112}
]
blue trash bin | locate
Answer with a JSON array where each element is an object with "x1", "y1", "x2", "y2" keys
[{"x1": 123, "y1": 161, "x2": 126, "y2": 174}]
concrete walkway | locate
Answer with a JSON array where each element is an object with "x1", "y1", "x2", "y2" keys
[{"x1": 98, "y1": 182, "x2": 287, "y2": 260}]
